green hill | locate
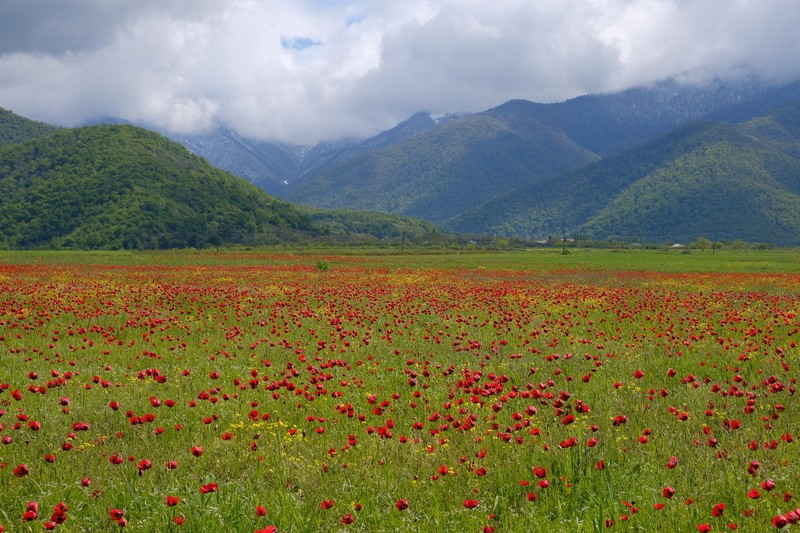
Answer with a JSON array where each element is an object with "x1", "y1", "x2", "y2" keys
[
  {"x1": 0, "y1": 124, "x2": 320, "y2": 249},
  {"x1": 449, "y1": 99, "x2": 800, "y2": 245},
  {"x1": 288, "y1": 106, "x2": 598, "y2": 224},
  {"x1": 0, "y1": 116, "x2": 445, "y2": 250},
  {"x1": 0, "y1": 107, "x2": 60, "y2": 146}
]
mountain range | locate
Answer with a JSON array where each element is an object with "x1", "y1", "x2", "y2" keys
[
  {"x1": 0, "y1": 112, "x2": 440, "y2": 249},
  {"x1": 163, "y1": 73, "x2": 800, "y2": 244},
  {"x1": 4, "y1": 70, "x2": 800, "y2": 248}
]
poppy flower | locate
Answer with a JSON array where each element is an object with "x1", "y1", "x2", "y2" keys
[
  {"x1": 109, "y1": 509, "x2": 124, "y2": 521},
  {"x1": 711, "y1": 503, "x2": 726, "y2": 517},
  {"x1": 747, "y1": 489, "x2": 761, "y2": 499},
  {"x1": 663, "y1": 486, "x2": 676, "y2": 499},
  {"x1": 320, "y1": 500, "x2": 335, "y2": 510},
  {"x1": 199, "y1": 483, "x2": 218, "y2": 494},
  {"x1": 165, "y1": 495, "x2": 180, "y2": 507},
  {"x1": 341, "y1": 514, "x2": 355, "y2": 524},
  {"x1": 191, "y1": 446, "x2": 203, "y2": 457},
  {"x1": 395, "y1": 499, "x2": 409, "y2": 511},
  {"x1": 464, "y1": 499, "x2": 479, "y2": 509},
  {"x1": 256, "y1": 505, "x2": 267, "y2": 516},
  {"x1": 13, "y1": 464, "x2": 29, "y2": 477},
  {"x1": 697, "y1": 524, "x2": 711, "y2": 532}
]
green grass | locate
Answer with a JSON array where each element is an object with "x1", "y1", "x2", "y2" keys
[
  {"x1": 1, "y1": 247, "x2": 799, "y2": 273},
  {"x1": 0, "y1": 249, "x2": 798, "y2": 532}
]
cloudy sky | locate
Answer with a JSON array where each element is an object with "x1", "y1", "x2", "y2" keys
[{"x1": 1, "y1": 0, "x2": 798, "y2": 144}]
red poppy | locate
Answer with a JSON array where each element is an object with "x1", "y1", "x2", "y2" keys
[
  {"x1": 199, "y1": 483, "x2": 218, "y2": 494},
  {"x1": 712, "y1": 503, "x2": 726, "y2": 517},
  {"x1": 320, "y1": 500, "x2": 335, "y2": 510},
  {"x1": 256, "y1": 505, "x2": 267, "y2": 516},
  {"x1": 191, "y1": 446, "x2": 203, "y2": 457},
  {"x1": 697, "y1": 524, "x2": 711, "y2": 532},
  {"x1": 464, "y1": 499, "x2": 479, "y2": 509},
  {"x1": 13, "y1": 464, "x2": 29, "y2": 477},
  {"x1": 165, "y1": 495, "x2": 180, "y2": 507},
  {"x1": 663, "y1": 486, "x2": 676, "y2": 499},
  {"x1": 341, "y1": 514, "x2": 355, "y2": 525},
  {"x1": 109, "y1": 509, "x2": 124, "y2": 521},
  {"x1": 748, "y1": 489, "x2": 761, "y2": 499},
  {"x1": 395, "y1": 499, "x2": 409, "y2": 511}
]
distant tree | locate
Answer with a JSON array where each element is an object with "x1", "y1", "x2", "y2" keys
[{"x1": 690, "y1": 237, "x2": 712, "y2": 250}]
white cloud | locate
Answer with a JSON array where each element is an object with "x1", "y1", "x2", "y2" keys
[{"x1": 0, "y1": 0, "x2": 798, "y2": 144}]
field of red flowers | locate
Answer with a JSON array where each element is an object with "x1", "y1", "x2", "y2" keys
[{"x1": 0, "y1": 251, "x2": 799, "y2": 532}]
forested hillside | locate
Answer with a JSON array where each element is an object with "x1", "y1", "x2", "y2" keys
[
  {"x1": 0, "y1": 124, "x2": 324, "y2": 249},
  {"x1": 0, "y1": 107, "x2": 60, "y2": 146},
  {"x1": 450, "y1": 98, "x2": 800, "y2": 244},
  {"x1": 288, "y1": 111, "x2": 598, "y2": 224}
]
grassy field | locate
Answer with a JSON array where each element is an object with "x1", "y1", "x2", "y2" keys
[{"x1": 0, "y1": 248, "x2": 798, "y2": 531}]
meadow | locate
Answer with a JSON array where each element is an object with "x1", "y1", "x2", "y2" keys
[{"x1": 0, "y1": 248, "x2": 799, "y2": 532}]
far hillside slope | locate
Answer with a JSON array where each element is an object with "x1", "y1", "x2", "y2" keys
[
  {"x1": 288, "y1": 111, "x2": 599, "y2": 224},
  {"x1": 450, "y1": 98, "x2": 800, "y2": 245}
]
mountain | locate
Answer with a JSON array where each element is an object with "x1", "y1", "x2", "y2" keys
[
  {"x1": 449, "y1": 98, "x2": 800, "y2": 245},
  {"x1": 286, "y1": 75, "x2": 800, "y2": 229},
  {"x1": 288, "y1": 109, "x2": 598, "y2": 224},
  {"x1": 168, "y1": 112, "x2": 461, "y2": 194},
  {"x1": 172, "y1": 128, "x2": 310, "y2": 194},
  {"x1": 0, "y1": 107, "x2": 60, "y2": 146},
  {"x1": 0, "y1": 123, "x2": 326, "y2": 249}
]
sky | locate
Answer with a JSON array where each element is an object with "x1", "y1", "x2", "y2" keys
[{"x1": 1, "y1": 0, "x2": 798, "y2": 145}]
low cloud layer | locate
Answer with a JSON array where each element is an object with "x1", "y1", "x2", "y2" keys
[{"x1": 1, "y1": 0, "x2": 798, "y2": 144}]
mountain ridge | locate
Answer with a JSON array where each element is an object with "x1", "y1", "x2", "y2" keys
[{"x1": 450, "y1": 98, "x2": 800, "y2": 244}]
